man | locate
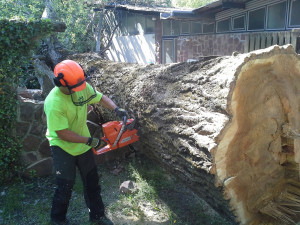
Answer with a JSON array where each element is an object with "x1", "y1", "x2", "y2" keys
[{"x1": 44, "y1": 60, "x2": 127, "y2": 225}]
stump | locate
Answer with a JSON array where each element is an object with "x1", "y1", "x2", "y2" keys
[{"x1": 70, "y1": 45, "x2": 300, "y2": 224}]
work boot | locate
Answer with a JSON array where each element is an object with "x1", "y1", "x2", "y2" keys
[{"x1": 90, "y1": 216, "x2": 114, "y2": 225}]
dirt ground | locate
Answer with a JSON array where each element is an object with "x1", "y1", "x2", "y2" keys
[{"x1": 0, "y1": 154, "x2": 233, "y2": 225}]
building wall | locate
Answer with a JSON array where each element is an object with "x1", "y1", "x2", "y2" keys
[
  {"x1": 176, "y1": 33, "x2": 246, "y2": 62},
  {"x1": 155, "y1": 19, "x2": 163, "y2": 64},
  {"x1": 105, "y1": 33, "x2": 156, "y2": 64}
]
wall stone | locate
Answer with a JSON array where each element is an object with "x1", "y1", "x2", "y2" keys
[
  {"x1": 177, "y1": 33, "x2": 245, "y2": 62},
  {"x1": 17, "y1": 90, "x2": 51, "y2": 177}
]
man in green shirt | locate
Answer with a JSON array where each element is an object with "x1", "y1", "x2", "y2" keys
[{"x1": 44, "y1": 60, "x2": 127, "y2": 225}]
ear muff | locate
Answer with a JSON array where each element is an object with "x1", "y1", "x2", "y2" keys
[{"x1": 53, "y1": 73, "x2": 64, "y2": 87}]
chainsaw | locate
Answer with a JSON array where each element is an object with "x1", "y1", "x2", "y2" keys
[{"x1": 92, "y1": 115, "x2": 139, "y2": 155}]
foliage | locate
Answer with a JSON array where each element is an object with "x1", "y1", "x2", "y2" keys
[
  {"x1": 0, "y1": 0, "x2": 45, "y2": 20},
  {"x1": 171, "y1": 0, "x2": 215, "y2": 8},
  {"x1": 0, "y1": 19, "x2": 55, "y2": 184},
  {"x1": 51, "y1": 0, "x2": 96, "y2": 52}
]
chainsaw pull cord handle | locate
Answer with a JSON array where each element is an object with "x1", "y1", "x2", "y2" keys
[{"x1": 112, "y1": 115, "x2": 127, "y2": 148}]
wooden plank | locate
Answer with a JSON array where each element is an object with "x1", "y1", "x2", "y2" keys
[
  {"x1": 249, "y1": 35, "x2": 255, "y2": 52},
  {"x1": 278, "y1": 32, "x2": 284, "y2": 46},
  {"x1": 291, "y1": 34, "x2": 297, "y2": 50},
  {"x1": 254, "y1": 34, "x2": 260, "y2": 50},
  {"x1": 260, "y1": 33, "x2": 266, "y2": 49},
  {"x1": 272, "y1": 33, "x2": 278, "y2": 46},
  {"x1": 245, "y1": 34, "x2": 250, "y2": 53},
  {"x1": 266, "y1": 34, "x2": 272, "y2": 47},
  {"x1": 285, "y1": 32, "x2": 291, "y2": 45}
]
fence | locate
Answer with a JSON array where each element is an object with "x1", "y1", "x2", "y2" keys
[{"x1": 245, "y1": 29, "x2": 300, "y2": 53}]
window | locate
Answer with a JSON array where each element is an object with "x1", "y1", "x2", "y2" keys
[
  {"x1": 290, "y1": 0, "x2": 300, "y2": 26},
  {"x1": 145, "y1": 17, "x2": 155, "y2": 33},
  {"x1": 163, "y1": 20, "x2": 172, "y2": 36},
  {"x1": 127, "y1": 14, "x2": 138, "y2": 35},
  {"x1": 232, "y1": 15, "x2": 245, "y2": 30},
  {"x1": 120, "y1": 13, "x2": 128, "y2": 35},
  {"x1": 203, "y1": 23, "x2": 215, "y2": 33},
  {"x1": 172, "y1": 21, "x2": 180, "y2": 35},
  {"x1": 267, "y1": 1, "x2": 286, "y2": 29},
  {"x1": 248, "y1": 7, "x2": 265, "y2": 30},
  {"x1": 181, "y1": 21, "x2": 191, "y2": 34},
  {"x1": 162, "y1": 20, "x2": 180, "y2": 36},
  {"x1": 135, "y1": 14, "x2": 145, "y2": 34},
  {"x1": 191, "y1": 22, "x2": 202, "y2": 34},
  {"x1": 162, "y1": 39, "x2": 176, "y2": 64},
  {"x1": 217, "y1": 18, "x2": 231, "y2": 33}
]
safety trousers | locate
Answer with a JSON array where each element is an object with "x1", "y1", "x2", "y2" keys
[{"x1": 50, "y1": 146, "x2": 105, "y2": 222}]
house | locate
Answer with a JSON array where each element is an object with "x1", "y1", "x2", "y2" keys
[{"x1": 98, "y1": 0, "x2": 300, "y2": 64}]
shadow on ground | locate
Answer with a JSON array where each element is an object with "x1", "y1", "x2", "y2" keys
[{"x1": 0, "y1": 154, "x2": 233, "y2": 225}]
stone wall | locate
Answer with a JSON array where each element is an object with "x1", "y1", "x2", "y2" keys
[
  {"x1": 177, "y1": 33, "x2": 245, "y2": 62},
  {"x1": 17, "y1": 89, "x2": 52, "y2": 177}
]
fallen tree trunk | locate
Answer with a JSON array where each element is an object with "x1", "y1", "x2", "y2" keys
[{"x1": 70, "y1": 45, "x2": 300, "y2": 224}]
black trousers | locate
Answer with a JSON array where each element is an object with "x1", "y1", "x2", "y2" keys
[{"x1": 50, "y1": 146, "x2": 105, "y2": 222}]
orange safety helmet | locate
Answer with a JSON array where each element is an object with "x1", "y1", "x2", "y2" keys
[{"x1": 53, "y1": 60, "x2": 87, "y2": 92}]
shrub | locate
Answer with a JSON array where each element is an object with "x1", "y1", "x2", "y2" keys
[{"x1": 0, "y1": 19, "x2": 55, "y2": 184}]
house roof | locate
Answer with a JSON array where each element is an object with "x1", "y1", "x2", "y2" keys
[
  {"x1": 193, "y1": 0, "x2": 251, "y2": 15},
  {"x1": 103, "y1": 4, "x2": 192, "y2": 15},
  {"x1": 102, "y1": 0, "x2": 252, "y2": 21}
]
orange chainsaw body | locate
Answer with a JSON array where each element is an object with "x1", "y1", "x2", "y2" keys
[{"x1": 93, "y1": 118, "x2": 139, "y2": 155}]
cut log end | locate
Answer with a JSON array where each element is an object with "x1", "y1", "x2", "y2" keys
[{"x1": 214, "y1": 45, "x2": 300, "y2": 224}]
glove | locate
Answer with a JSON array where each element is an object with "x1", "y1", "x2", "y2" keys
[
  {"x1": 114, "y1": 107, "x2": 128, "y2": 119},
  {"x1": 86, "y1": 137, "x2": 102, "y2": 149}
]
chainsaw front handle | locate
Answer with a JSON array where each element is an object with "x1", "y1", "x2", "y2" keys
[{"x1": 112, "y1": 116, "x2": 127, "y2": 147}]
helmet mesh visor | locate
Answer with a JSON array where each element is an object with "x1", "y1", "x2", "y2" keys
[{"x1": 70, "y1": 82, "x2": 97, "y2": 106}]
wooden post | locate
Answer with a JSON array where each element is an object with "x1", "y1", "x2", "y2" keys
[
  {"x1": 260, "y1": 33, "x2": 266, "y2": 49},
  {"x1": 245, "y1": 34, "x2": 250, "y2": 53},
  {"x1": 291, "y1": 28, "x2": 300, "y2": 51},
  {"x1": 266, "y1": 33, "x2": 272, "y2": 48}
]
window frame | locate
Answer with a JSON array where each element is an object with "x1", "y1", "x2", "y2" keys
[
  {"x1": 266, "y1": 0, "x2": 287, "y2": 30},
  {"x1": 191, "y1": 21, "x2": 202, "y2": 34},
  {"x1": 181, "y1": 21, "x2": 191, "y2": 35},
  {"x1": 145, "y1": 16, "x2": 155, "y2": 34},
  {"x1": 216, "y1": 18, "x2": 231, "y2": 33},
  {"x1": 289, "y1": 0, "x2": 300, "y2": 27},
  {"x1": 247, "y1": 7, "x2": 266, "y2": 31},
  {"x1": 202, "y1": 22, "x2": 215, "y2": 34},
  {"x1": 127, "y1": 13, "x2": 140, "y2": 35},
  {"x1": 162, "y1": 38, "x2": 177, "y2": 64},
  {"x1": 162, "y1": 20, "x2": 180, "y2": 36},
  {"x1": 162, "y1": 20, "x2": 172, "y2": 36},
  {"x1": 232, "y1": 14, "x2": 246, "y2": 31}
]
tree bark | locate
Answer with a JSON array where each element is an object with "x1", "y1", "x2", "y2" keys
[{"x1": 70, "y1": 45, "x2": 300, "y2": 224}]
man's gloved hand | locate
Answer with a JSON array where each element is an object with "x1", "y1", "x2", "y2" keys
[
  {"x1": 86, "y1": 137, "x2": 102, "y2": 149},
  {"x1": 114, "y1": 107, "x2": 128, "y2": 119}
]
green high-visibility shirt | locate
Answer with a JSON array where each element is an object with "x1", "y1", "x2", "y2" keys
[{"x1": 44, "y1": 83, "x2": 102, "y2": 156}]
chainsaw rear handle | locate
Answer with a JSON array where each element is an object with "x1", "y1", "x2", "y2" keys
[{"x1": 126, "y1": 111, "x2": 136, "y2": 130}]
